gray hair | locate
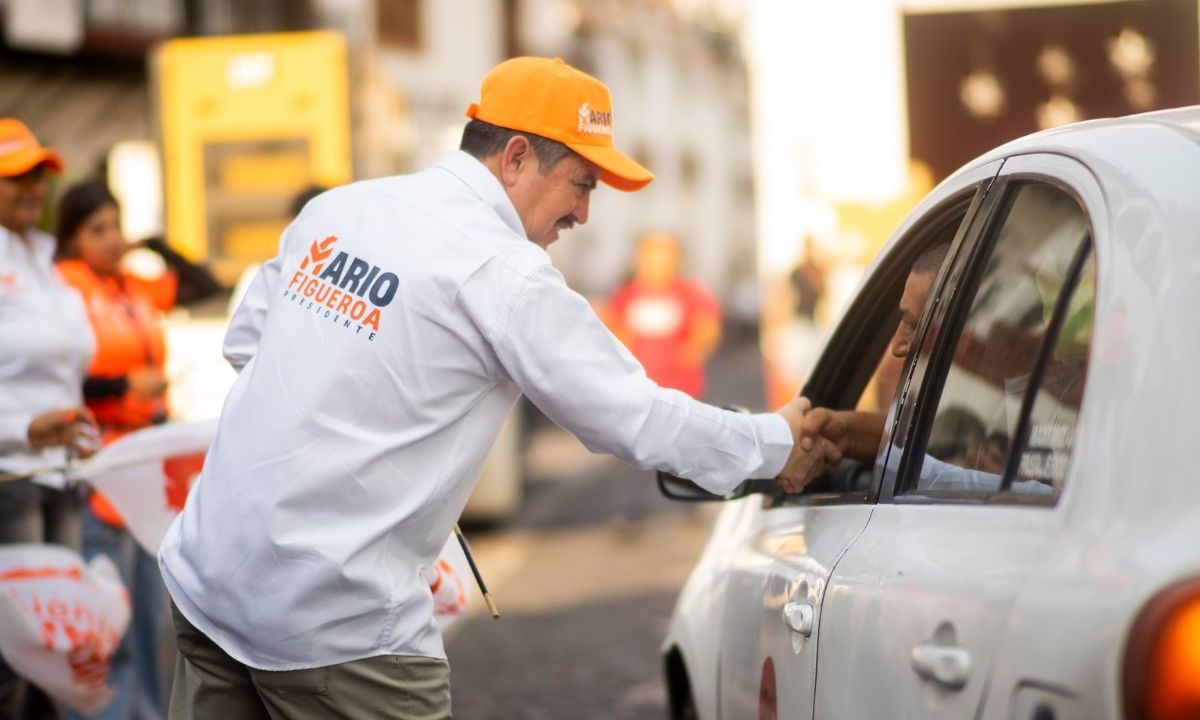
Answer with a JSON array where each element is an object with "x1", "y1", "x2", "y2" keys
[{"x1": 459, "y1": 119, "x2": 576, "y2": 173}]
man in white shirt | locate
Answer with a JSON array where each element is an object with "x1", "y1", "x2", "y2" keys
[{"x1": 160, "y1": 57, "x2": 829, "y2": 719}]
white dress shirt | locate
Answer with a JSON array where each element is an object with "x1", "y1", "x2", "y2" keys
[
  {"x1": 0, "y1": 226, "x2": 94, "y2": 482},
  {"x1": 160, "y1": 151, "x2": 792, "y2": 670},
  {"x1": 919, "y1": 455, "x2": 1055, "y2": 496}
]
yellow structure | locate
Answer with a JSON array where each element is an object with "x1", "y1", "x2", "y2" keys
[{"x1": 156, "y1": 31, "x2": 352, "y2": 284}]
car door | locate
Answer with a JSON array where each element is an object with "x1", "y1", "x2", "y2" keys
[
  {"x1": 813, "y1": 154, "x2": 1102, "y2": 719},
  {"x1": 716, "y1": 161, "x2": 1003, "y2": 720}
]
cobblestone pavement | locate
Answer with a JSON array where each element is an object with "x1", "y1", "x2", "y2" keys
[{"x1": 445, "y1": 330, "x2": 766, "y2": 719}]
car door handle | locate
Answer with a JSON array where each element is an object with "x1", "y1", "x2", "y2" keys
[
  {"x1": 782, "y1": 601, "x2": 814, "y2": 637},
  {"x1": 910, "y1": 643, "x2": 972, "y2": 689}
]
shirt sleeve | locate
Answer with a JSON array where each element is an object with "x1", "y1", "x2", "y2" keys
[
  {"x1": 918, "y1": 456, "x2": 1001, "y2": 492},
  {"x1": 223, "y1": 228, "x2": 289, "y2": 373},
  {"x1": 0, "y1": 411, "x2": 35, "y2": 457},
  {"x1": 917, "y1": 455, "x2": 1056, "y2": 496},
  {"x1": 487, "y1": 265, "x2": 792, "y2": 495}
]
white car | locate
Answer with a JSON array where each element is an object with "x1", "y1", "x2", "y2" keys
[{"x1": 660, "y1": 106, "x2": 1200, "y2": 720}]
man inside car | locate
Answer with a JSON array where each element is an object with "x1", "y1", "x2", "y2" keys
[{"x1": 797, "y1": 242, "x2": 1054, "y2": 496}]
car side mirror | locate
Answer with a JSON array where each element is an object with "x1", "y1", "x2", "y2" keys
[
  {"x1": 655, "y1": 404, "x2": 782, "y2": 502},
  {"x1": 656, "y1": 471, "x2": 779, "y2": 502}
]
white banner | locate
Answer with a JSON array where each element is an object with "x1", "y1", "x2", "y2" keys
[
  {"x1": 0, "y1": 545, "x2": 130, "y2": 715},
  {"x1": 72, "y1": 419, "x2": 215, "y2": 556}
]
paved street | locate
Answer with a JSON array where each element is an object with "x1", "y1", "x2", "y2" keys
[{"x1": 445, "y1": 329, "x2": 766, "y2": 719}]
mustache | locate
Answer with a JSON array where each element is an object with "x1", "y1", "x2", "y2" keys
[{"x1": 556, "y1": 217, "x2": 575, "y2": 230}]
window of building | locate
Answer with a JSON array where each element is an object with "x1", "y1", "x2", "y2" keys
[{"x1": 377, "y1": 0, "x2": 421, "y2": 52}]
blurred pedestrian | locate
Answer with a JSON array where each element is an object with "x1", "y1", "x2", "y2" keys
[
  {"x1": 159, "y1": 57, "x2": 824, "y2": 719},
  {"x1": 0, "y1": 118, "x2": 100, "y2": 718},
  {"x1": 604, "y1": 231, "x2": 722, "y2": 400},
  {"x1": 55, "y1": 179, "x2": 171, "y2": 720},
  {"x1": 766, "y1": 236, "x2": 830, "y2": 407},
  {"x1": 789, "y1": 236, "x2": 826, "y2": 323}
]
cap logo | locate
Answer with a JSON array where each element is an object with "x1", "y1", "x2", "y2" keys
[
  {"x1": 0, "y1": 138, "x2": 30, "y2": 156},
  {"x1": 576, "y1": 101, "x2": 612, "y2": 136}
]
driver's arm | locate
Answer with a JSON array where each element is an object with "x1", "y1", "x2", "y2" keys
[{"x1": 804, "y1": 408, "x2": 885, "y2": 462}]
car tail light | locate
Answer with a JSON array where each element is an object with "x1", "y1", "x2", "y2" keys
[{"x1": 1123, "y1": 578, "x2": 1200, "y2": 720}]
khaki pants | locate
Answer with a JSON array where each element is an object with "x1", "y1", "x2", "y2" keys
[{"x1": 169, "y1": 604, "x2": 451, "y2": 719}]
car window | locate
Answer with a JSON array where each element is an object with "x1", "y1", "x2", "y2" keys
[
  {"x1": 1007, "y1": 250, "x2": 1093, "y2": 496},
  {"x1": 900, "y1": 181, "x2": 1093, "y2": 501},
  {"x1": 779, "y1": 191, "x2": 980, "y2": 502}
]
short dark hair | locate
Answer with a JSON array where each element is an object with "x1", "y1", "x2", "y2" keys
[
  {"x1": 459, "y1": 119, "x2": 576, "y2": 173},
  {"x1": 55, "y1": 179, "x2": 118, "y2": 259},
  {"x1": 291, "y1": 184, "x2": 328, "y2": 217},
  {"x1": 912, "y1": 242, "x2": 951, "y2": 276}
]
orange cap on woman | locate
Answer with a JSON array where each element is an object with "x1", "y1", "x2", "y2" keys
[{"x1": 0, "y1": 118, "x2": 64, "y2": 177}]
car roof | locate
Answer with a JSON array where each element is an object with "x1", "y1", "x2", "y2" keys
[{"x1": 952, "y1": 104, "x2": 1200, "y2": 176}]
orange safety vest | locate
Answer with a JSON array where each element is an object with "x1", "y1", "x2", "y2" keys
[{"x1": 57, "y1": 259, "x2": 176, "y2": 528}]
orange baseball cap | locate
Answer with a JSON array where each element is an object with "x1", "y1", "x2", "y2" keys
[
  {"x1": 466, "y1": 57, "x2": 653, "y2": 192},
  {"x1": 0, "y1": 118, "x2": 64, "y2": 177}
]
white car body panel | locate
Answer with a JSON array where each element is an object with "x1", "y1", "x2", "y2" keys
[
  {"x1": 814, "y1": 151, "x2": 1107, "y2": 719},
  {"x1": 719, "y1": 505, "x2": 873, "y2": 719},
  {"x1": 662, "y1": 107, "x2": 1200, "y2": 720}
]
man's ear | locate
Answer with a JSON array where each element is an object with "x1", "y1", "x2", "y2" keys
[{"x1": 498, "y1": 135, "x2": 533, "y2": 187}]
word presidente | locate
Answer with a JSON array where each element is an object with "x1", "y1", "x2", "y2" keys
[{"x1": 285, "y1": 236, "x2": 399, "y2": 337}]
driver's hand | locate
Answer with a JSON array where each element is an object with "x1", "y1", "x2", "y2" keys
[
  {"x1": 774, "y1": 397, "x2": 840, "y2": 494},
  {"x1": 803, "y1": 407, "x2": 849, "y2": 458},
  {"x1": 776, "y1": 436, "x2": 841, "y2": 494}
]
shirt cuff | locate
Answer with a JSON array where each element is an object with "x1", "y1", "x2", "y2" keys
[
  {"x1": 747, "y1": 413, "x2": 793, "y2": 479},
  {"x1": 0, "y1": 411, "x2": 36, "y2": 455}
]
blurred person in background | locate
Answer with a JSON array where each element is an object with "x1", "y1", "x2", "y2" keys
[
  {"x1": 602, "y1": 232, "x2": 723, "y2": 534},
  {"x1": 0, "y1": 118, "x2": 101, "y2": 719},
  {"x1": 763, "y1": 235, "x2": 833, "y2": 409},
  {"x1": 604, "y1": 232, "x2": 722, "y2": 400},
  {"x1": 783, "y1": 236, "x2": 828, "y2": 382},
  {"x1": 55, "y1": 179, "x2": 172, "y2": 720},
  {"x1": 789, "y1": 236, "x2": 827, "y2": 324}
]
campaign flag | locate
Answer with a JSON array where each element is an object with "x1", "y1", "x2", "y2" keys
[
  {"x1": 72, "y1": 419, "x2": 216, "y2": 555},
  {"x1": 427, "y1": 534, "x2": 470, "y2": 629},
  {"x1": 0, "y1": 545, "x2": 130, "y2": 714}
]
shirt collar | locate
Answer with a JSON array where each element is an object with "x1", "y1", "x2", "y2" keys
[
  {"x1": 434, "y1": 150, "x2": 527, "y2": 239},
  {"x1": 2, "y1": 225, "x2": 56, "y2": 268}
]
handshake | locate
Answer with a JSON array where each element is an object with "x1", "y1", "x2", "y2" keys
[{"x1": 774, "y1": 397, "x2": 851, "y2": 494}]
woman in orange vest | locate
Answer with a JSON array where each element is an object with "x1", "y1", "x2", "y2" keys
[{"x1": 56, "y1": 179, "x2": 173, "y2": 720}]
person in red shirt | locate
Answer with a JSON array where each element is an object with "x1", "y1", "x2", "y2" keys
[
  {"x1": 55, "y1": 179, "x2": 173, "y2": 720},
  {"x1": 605, "y1": 232, "x2": 722, "y2": 399}
]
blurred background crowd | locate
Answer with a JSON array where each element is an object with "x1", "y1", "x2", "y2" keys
[{"x1": 1, "y1": 0, "x2": 1198, "y2": 717}]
